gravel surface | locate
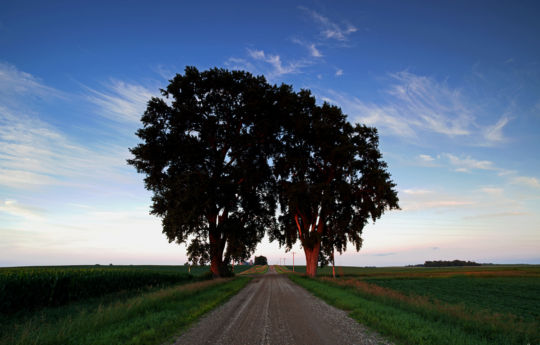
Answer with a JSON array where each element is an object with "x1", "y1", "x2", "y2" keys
[{"x1": 172, "y1": 266, "x2": 393, "y2": 345}]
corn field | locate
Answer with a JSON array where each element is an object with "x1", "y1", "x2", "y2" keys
[{"x1": 0, "y1": 266, "x2": 194, "y2": 314}]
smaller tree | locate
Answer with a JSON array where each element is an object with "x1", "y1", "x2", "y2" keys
[
  {"x1": 271, "y1": 92, "x2": 399, "y2": 277},
  {"x1": 254, "y1": 256, "x2": 268, "y2": 265}
]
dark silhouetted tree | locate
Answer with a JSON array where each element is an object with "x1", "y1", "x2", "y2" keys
[
  {"x1": 128, "y1": 67, "x2": 278, "y2": 277},
  {"x1": 271, "y1": 92, "x2": 399, "y2": 277},
  {"x1": 254, "y1": 255, "x2": 268, "y2": 265}
]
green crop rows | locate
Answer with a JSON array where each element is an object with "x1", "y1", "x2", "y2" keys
[
  {"x1": 288, "y1": 265, "x2": 540, "y2": 345},
  {"x1": 0, "y1": 266, "x2": 198, "y2": 313}
]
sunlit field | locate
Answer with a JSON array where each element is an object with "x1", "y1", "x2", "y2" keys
[{"x1": 286, "y1": 265, "x2": 540, "y2": 345}]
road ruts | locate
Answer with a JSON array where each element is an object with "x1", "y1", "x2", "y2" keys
[{"x1": 173, "y1": 266, "x2": 393, "y2": 345}]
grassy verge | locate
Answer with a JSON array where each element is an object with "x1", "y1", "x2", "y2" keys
[
  {"x1": 289, "y1": 275, "x2": 539, "y2": 345},
  {"x1": 237, "y1": 265, "x2": 268, "y2": 275},
  {"x1": 0, "y1": 277, "x2": 250, "y2": 345},
  {"x1": 274, "y1": 265, "x2": 292, "y2": 273}
]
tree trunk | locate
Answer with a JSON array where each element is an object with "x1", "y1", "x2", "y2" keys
[
  {"x1": 303, "y1": 241, "x2": 321, "y2": 278},
  {"x1": 209, "y1": 232, "x2": 224, "y2": 278}
]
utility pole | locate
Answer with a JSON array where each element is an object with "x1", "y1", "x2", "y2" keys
[{"x1": 292, "y1": 252, "x2": 296, "y2": 272}]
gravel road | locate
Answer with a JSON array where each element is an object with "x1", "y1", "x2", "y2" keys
[{"x1": 173, "y1": 266, "x2": 392, "y2": 345}]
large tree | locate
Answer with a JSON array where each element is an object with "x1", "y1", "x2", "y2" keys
[
  {"x1": 271, "y1": 91, "x2": 399, "y2": 277},
  {"x1": 128, "y1": 67, "x2": 278, "y2": 277}
]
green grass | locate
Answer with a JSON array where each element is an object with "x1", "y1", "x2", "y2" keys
[
  {"x1": 288, "y1": 266, "x2": 540, "y2": 345},
  {"x1": 0, "y1": 277, "x2": 251, "y2": 345},
  {"x1": 238, "y1": 265, "x2": 268, "y2": 275}
]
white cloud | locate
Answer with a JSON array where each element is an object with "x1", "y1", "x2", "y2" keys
[
  {"x1": 0, "y1": 62, "x2": 63, "y2": 104},
  {"x1": 323, "y1": 92, "x2": 416, "y2": 137},
  {"x1": 84, "y1": 80, "x2": 155, "y2": 123},
  {"x1": 225, "y1": 57, "x2": 255, "y2": 72},
  {"x1": 464, "y1": 211, "x2": 527, "y2": 219},
  {"x1": 479, "y1": 187, "x2": 504, "y2": 196},
  {"x1": 309, "y1": 44, "x2": 322, "y2": 58},
  {"x1": 291, "y1": 38, "x2": 323, "y2": 58},
  {"x1": 300, "y1": 7, "x2": 357, "y2": 41},
  {"x1": 335, "y1": 69, "x2": 343, "y2": 76},
  {"x1": 247, "y1": 49, "x2": 305, "y2": 78},
  {"x1": 511, "y1": 176, "x2": 540, "y2": 188},
  {"x1": 399, "y1": 185, "x2": 476, "y2": 212},
  {"x1": 483, "y1": 116, "x2": 510, "y2": 144},
  {"x1": 387, "y1": 71, "x2": 473, "y2": 137},
  {"x1": 326, "y1": 71, "x2": 510, "y2": 145},
  {"x1": 402, "y1": 189, "x2": 432, "y2": 195},
  {"x1": 445, "y1": 154, "x2": 495, "y2": 172},
  {"x1": 418, "y1": 154, "x2": 435, "y2": 162},
  {"x1": 0, "y1": 65, "x2": 139, "y2": 191},
  {"x1": 402, "y1": 199, "x2": 474, "y2": 211},
  {"x1": 0, "y1": 105, "x2": 131, "y2": 190},
  {"x1": 0, "y1": 200, "x2": 45, "y2": 220}
]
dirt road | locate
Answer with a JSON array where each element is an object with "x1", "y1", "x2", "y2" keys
[{"x1": 173, "y1": 266, "x2": 392, "y2": 345}]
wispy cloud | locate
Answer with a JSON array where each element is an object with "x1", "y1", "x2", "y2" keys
[
  {"x1": 0, "y1": 62, "x2": 63, "y2": 105},
  {"x1": 444, "y1": 153, "x2": 495, "y2": 172},
  {"x1": 371, "y1": 252, "x2": 396, "y2": 257},
  {"x1": 479, "y1": 187, "x2": 504, "y2": 196},
  {"x1": 415, "y1": 152, "x2": 539, "y2": 193},
  {"x1": 463, "y1": 211, "x2": 527, "y2": 220},
  {"x1": 402, "y1": 199, "x2": 475, "y2": 212},
  {"x1": 308, "y1": 43, "x2": 322, "y2": 57},
  {"x1": 0, "y1": 64, "x2": 138, "y2": 191},
  {"x1": 246, "y1": 49, "x2": 306, "y2": 78},
  {"x1": 84, "y1": 80, "x2": 155, "y2": 123},
  {"x1": 418, "y1": 154, "x2": 435, "y2": 162},
  {"x1": 402, "y1": 189, "x2": 433, "y2": 195},
  {"x1": 322, "y1": 92, "x2": 416, "y2": 137},
  {"x1": 483, "y1": 116, "x2": 510, "y2": 144},
  {"x1": 0, "y1": 105, "x2": 130, "y2": 190},
  {"x1": 511, "y1": 176, "x2": 540, "y2": 188},
  {"x1": 335, "y1": 69, "x2": 343, "y2": 76},
  {"x1": 325, "y1": 71, "x2": 511, "y2": 145},
  {"x1": 292, "y1": 38, "x2": 323, "y2": 58},
  {"x1": 225, "y1": 57, "x2": 255, "y2": 72},
  {"x1": 0, "y1": 200, "x2": 45, "y2": 220},
  {"x1": 299, "y1": 7, "x2": 357, "y2": 41}
]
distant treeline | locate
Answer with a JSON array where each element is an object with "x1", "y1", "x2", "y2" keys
[{"x1": 412, "y1": 260, "x2": 482, "y2": 267}]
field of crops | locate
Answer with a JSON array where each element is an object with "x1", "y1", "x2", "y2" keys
[
  {"x1": 288, "y1": 265, "x2": 540, "y2": 345},
  {"x1": 0, "y1": 264, "x2": 251, "y2": 314},
  {"x1": 0, "y1": 276, "x2": 251, "y2": 345}
]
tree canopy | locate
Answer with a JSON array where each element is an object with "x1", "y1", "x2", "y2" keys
[
  {"x1": 129, "y1": 66, "x2": 398, "y2": 278},
  {"x1": 270, "y1": 92, "x2": 399, "y2": 277},
  {"x1": 254, "y1": 255, "x2": 268, "y2": 265},
  {"x1": 128, "y1": 67, "x2": 279, "y2": 277}
]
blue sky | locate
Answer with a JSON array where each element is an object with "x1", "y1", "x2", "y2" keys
[{"x1": 1, "y1": 1, "x2": 539, "y2": 267}]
